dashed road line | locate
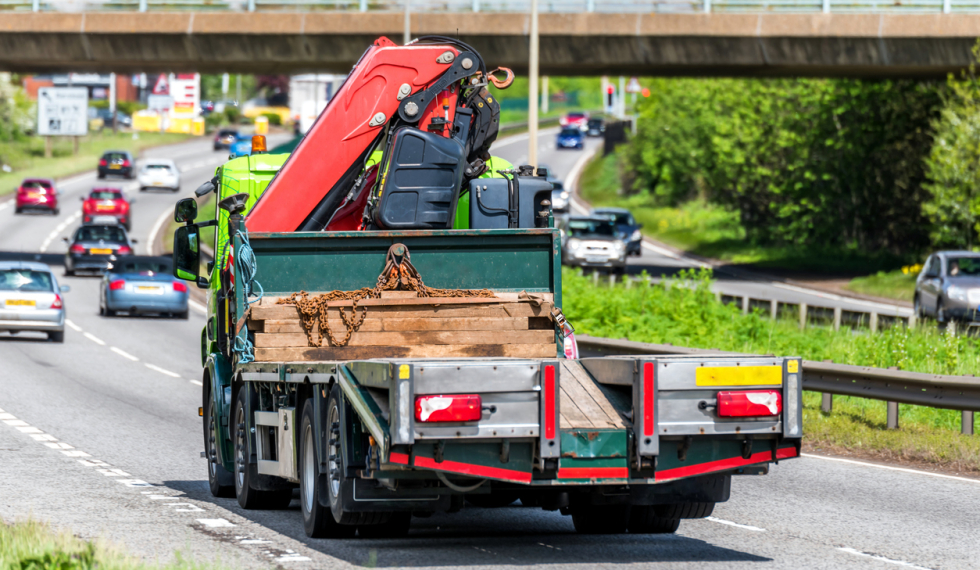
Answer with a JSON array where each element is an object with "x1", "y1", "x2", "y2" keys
[
  {"x1": 198, "y1": 519, "x2": 236, "y2": 528},
  {"x1": 39, "y1": 211, "x2": 82, "y2": 253},
  {"x1": 110, "y1": 346, "x2": 139, "y2": 361},
  {"x1": 65, "y1": 319, "x2": 82, "y2": 332},
  {"x1": 83, "y1": 332, "x2": 106, "y2": 346},
  {"x1": 802, "y1": 453, "x2": 980, "y2": 484},
  {"x1": 837, "y1": 547, "x2": 935, "y2": 570},
  {"x1": 705, "y1": 517, "x2": 766, "y2": 532},
  {"x1": 145, "y1": 363, "x2": 181, "y2": 378},
  {"x1": 189, "y1": 379, "x2": 203, "y2": 387}
]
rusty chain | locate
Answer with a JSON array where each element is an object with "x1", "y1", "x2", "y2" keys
[{"x1": 276, "y1": 244, "x2": 495, "y2": 347}]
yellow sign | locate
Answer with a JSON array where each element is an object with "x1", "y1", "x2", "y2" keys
[
  {"x1": 399, "y1": 364, "x2": 410, "y2": 379},
  {"x1": 695, "y1": 366, "x2": 782, "y2": 387},
  {"x1": 787, "y1": 360, "x2": 799, "y2": 373}
]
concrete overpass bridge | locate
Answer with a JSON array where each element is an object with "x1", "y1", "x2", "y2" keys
[{"x1": 2, "y1": 1, "x2": 980, "y2": 77}]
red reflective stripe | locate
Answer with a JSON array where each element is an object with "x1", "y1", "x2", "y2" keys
[
  {"x1": 414, "y1": 455, "x2": 532, "y2": 484},
  {"x1": 544, "y1": 365, "x2": 556, "y2": 440},
  {"x1": 557, "y1": 467, "x2": 629, "y2": 479},
  {"x1": 388, "y1": 452, "x2": 409, "y2": 465},
  {"x1": 657, "y1": 447, "x2": 798, "y2": 482},
  {"x1": 643, "y1": 362, "x2": 655, "y2": 436}
]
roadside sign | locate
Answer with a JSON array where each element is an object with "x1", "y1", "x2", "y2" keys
[
  {"x1": 147, "y1": 94, "x2": 173, "y2": 111},
  {"x1": 37, "y1": 87, "x2": 88, "y2": 136},
  {"x1": 151, "y1": 73, "x2": 169, "y2": 95},
  {"x1": 626, "y1": 77, "x2": 642, "y2": 94}
]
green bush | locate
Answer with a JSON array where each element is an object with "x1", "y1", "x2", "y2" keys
[
  {"x1": 259, "y1": 112, "x2": 282, "y2": 126},
  {"x1": 223, "y1": 106, "x2": 241, "y2": 125}
]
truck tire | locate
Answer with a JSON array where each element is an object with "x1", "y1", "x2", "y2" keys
[
  {"x1": 300, "y1": 399, "x2": 354, "y2": 538},
  {"x1": 655, "y1": 501, "x2": 715, "y2": 519},
  {"x1": 628, "y1": 507, "x2": 680, "y2": 534},
  {"x1": 233, "y1": 388, "x2": 293, "y2": 510},
  {"x1": 205, "y1": 394, "x2": 234, "y2": 498},
  {"x1": 571, "y1": 505, "x2": 629, "y2": 534}
]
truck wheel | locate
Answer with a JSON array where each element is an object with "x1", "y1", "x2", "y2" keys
[
  {"x1": 655, "y1": 501, "x2": 715, "y2": 519},
  {"x1": 233, "y1": 388, "x2": 293, "y2": 510},
  {"x1": 358, "y1": 512, "x2": 411, "y2": 538},
  {"x1": 324, "y1": 384, "x2": 382, "y2": 529},
  {"x1": 205, "y1": 394, "x2": 234, "y2": 498},
  {"x1": 300, "y1": 399, "x2": 354, "y2": 538},
  {"x1": 571, "y1": 505, "x2": 629, "y2": 534},
  {"x1": 628, "y1": 506, "x2": 680, "y2": 534}
]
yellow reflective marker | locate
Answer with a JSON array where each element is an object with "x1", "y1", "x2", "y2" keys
[
  {"x1": 399, "y1": 364, "x2": 410, "y2": 379},
  {"x1": 695, "y1": 366, "x2": 782, "y2": 386},
  {"x1": 787, "y1": 360, "x2": 799, "y2": 373}
]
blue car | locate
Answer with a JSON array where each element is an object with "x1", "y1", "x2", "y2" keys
[
  {"x1": 99, "y1": 256, "x2": 189, "y2": 318},
  {"x1": 556, "y1": 127, "x2": 584, "y2": 150},
  {"x1": 229, "y1": 135, "x2": 253, "y2": 159}
]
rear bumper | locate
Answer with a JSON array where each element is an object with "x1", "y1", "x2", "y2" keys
[
  {"x1": 106, "y1": 291, "x2": 188, "y2": 313},
  {"x1": 15, "y1": 198, "x2": 57, "y2": 210},
  {"x1": 66, "y1": 254, "x2": 115, "y2": 271},
  {"x1": 99, "y1": 167, "x2": 132, "y2": 177},
  {"x1": 0, "y1": 309, "x2": 65, "y2": 332}
]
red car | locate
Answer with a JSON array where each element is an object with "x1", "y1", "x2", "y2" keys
[
  {"x1": 560, "y1": 111, "x2": 589, "y2": 132},
  {"x1": 14, "y1": 178, "x2": 59, "y2": 215},
  {"x1": 82, "y1": 188, "x2": 131, "y2": 231}
]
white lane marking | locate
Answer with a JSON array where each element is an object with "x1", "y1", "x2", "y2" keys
[
  {"x1": 169, "y1": 503, "x2": 206, "y2": 512},
  {"x1": 837, "y1": 547, "x2": 935, "y2": 570},
  {"x1": 31, "y1": 434, "x2": 57, "y2": 442},
  {"x1": 189, "y1": 380, "x2": 203, "y2": 386},
  {"x1": 65, "y1": 319, "x2": 82, "y2": 332},
  {"x1": 97, "y1": 468, "x2": 131, "y2": 477},
  {"x1": 146, "y1": 204, "x2": 173, "y2": 256},
  {"x1": 0, "y1": 413, "x2": 15, "y2": 420},
  {"x1": 44, "y1": 442, "x2": 74, "y2": 449},
  {"x1": 491, "y1": 127, "x2": 560, "y2": 149},
  {"x1": 197, "y1": 519, "x2": 236, "y2": 528},
  {"x1": 0, "y1": 201, "x2": 10, "y2": 212},
  {"x1": 78, "y1": 459, "x2": 110, "y2": 467},
  {"x1": 39, "y1": 211, "x2": 82, "y2": 253},
  {"x1": 239, "y1": 539, "x2": 273, "y2": 545},
  {"x1": 771, "y1": 282, "x2": 912, "y2": 315},
  {"x1": 16, "y1": 426, "x2": 43, "y2": 434},
  {"x1": 145, "y1": 363, "x2": 181, "y2": 378},
  {"x1": 801, "y1": 453, "x2": 980, "y2": 484},
  {"x1": 110, "y1": 346, "x2": 139, "y2": 361},
  {"x1": 83, "y1": 332, "x2": 106, "y2": 346},
  {"x1": 189, "y1": 299, "x2": 207, "y2": 314},
  {"x1": 61, "y1": 450, "x2": 91, "y2": 457},
  {"x1": 3, "y1": 419, "x2": 27, "y2": 426},
  {"x1": 704, "y1": 517, "x2": 766, "y2": 532},
  {"x1": 116, "y1": 479, "x2": 153, "y2": 487},
  {"x1": 277, "y1": 555, "x2": 312, "y2": 562}
]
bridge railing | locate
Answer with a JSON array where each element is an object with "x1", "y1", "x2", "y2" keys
[{"x1": 7, "y1": 0, "x2": 980, "y2": 14}]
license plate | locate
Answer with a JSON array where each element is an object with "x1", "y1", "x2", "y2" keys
[
  {"x1": 5, "y1": 299, "x2": 35, "y2": 307},
  {"x1": 90, "y1": 248, "x2": 112, "y2": 254},
  {"x1": 586, "y1": 257, "x2": 607, "y2": 263},
  {"x1": 110, "y1": 164, "x2": 121, "y2": 170},
  {"x1": 137, "y1": 286, "x2": 163, "y2": 295},
  {"x1": 152, "y1": 181, "x2": 163, "y2": 186},
  {"x1": 96, "y1": 204, "x2": 114, "y2": 211},
  {"x1": 26, "y1": 191, "x2": 39, "y2": 198}
]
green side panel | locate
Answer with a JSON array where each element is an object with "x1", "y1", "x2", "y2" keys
[
  {"x1": 247, "y1": 229, "x2": 559, "y2": 295},
  {"x1": 560, "y1": 429, "x2": 628, "y2": 459},
  {"x1": 453, "y1": 193, "x2": 470, "y2": 230},
  {"x1": 558, "y1": 457, "x2": 628, "y2": 469},
  {"x1": 656, "y1": 439, "x2": 772, "y2": 473}
]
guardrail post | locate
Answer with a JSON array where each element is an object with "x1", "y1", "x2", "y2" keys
[
  {"x1": 943, "y1": 0, "x2": 951, "y2": 13},
  {"x1": 247, "y1": 0, "x2": 256, "y2": 11},
  {"x1": 703, "y1": 0, "x2": 711, "y2": 13},
  {"x1": 472, "y1": 0, "x2": 480, "y2": 12},
  {"x1": 887, "y1": 401, "x2": 899, "y2": 429},
  {"x1": 608, "y1": 274, "x2": 616, "y2": 287},
  {"x1": 821, "y1": 393, "x2": 833, "y2": 413},
  {"x1": 963, "y1": 411, "x2": 974, "y2": 435},
  {"x1": 587, "y1": 0, "x2": 595, "y2": 11},
  {"x1": 742, "y1": 296, "x2": 750, "y2": 315},
  {"x1": 32, "y1": 0, "x2": 39, "y2": 11},
  {"x1": 715, "y1": 291, "x2": 721, "y2": 303},
  {"x1": 870, "y1": 312, "x2": 878, "y2": 333},
  {"x1": 822, "y1": 0, "x2": 830, "y2": 13},
  {"x1": 625, "y1": 276, "x2": 633, "y2": 289},
  {"x1": 799, "y1": 303, "x2": 807, "y2": 330},
  {"x1": 592, "y1": 271, "x2": 600, "y2": 287},
  {"x1": 770, "y1": 299, "x2": 778, "y2": 320},
  {"x1": 908, "y1": 313, "x2": 917, "y2": 329},
  {"x1": 139, "y1": 0, "x2": 147, "y2": 11},
  {"x1": 833, "y1": 307, "x2": 842, "y2": 331},
  {"x1": 359, "y1": 0, "x2": 368, "y2": 11}
]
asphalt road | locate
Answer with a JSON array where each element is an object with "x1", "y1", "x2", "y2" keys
[{"x1": 0, "y1": 133, "x2": 975, "y2": 570}]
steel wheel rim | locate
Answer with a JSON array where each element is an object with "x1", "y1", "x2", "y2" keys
[
  {"x1": 302, "y1": 423, "x2": 315, "y2": 514},
  {"x1": 328, "y1": 401, "x2": 341, "y2": 500},
  {"x1": 208, "y1": 402, "x2": 218, "y2": 479},
  {"x1": 235, "y1": 404, "x2": 246, "y2": 490}
]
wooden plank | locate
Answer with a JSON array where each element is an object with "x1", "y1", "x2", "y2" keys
[
  {"x1": 564, "y1": 362, "x2": 627, "y2": 429},
  {"x1": 559, "y1": 361, "x2": 621, "y2": 429},
  {"x1": 559, "y1": 383, "x2": 595, "y2": 429},
  {"x1": 250, "y1": 302, "x2": 552, "y2": 321},
  {"x1": 380, "y1": 291, "x2": 420, "y2": 299},
  {"x1": 246, "y1": 320, "x2": 265, "y2": 332},
  {"x1": 258, "y1": 317, "x2": 532, "y2": 334},
  {"x1": 254, "y1": 330, "x2": 554, "y2": 348},
  {"x1": 254, "y1": 344, "x2": 558, "y2": 361}
]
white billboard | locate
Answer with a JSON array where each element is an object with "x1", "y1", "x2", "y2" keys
[{"x1": 37, "y1": 87, "x2": 89, "y2": 137}]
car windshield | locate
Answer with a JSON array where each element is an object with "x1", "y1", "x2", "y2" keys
[
  {"x1": 219, "y1": 130, "x2": 237, "y2": 137},
  {"x1": 597, "y1": 212, "x2": 635, "y2": 225},
  {"x1": 568, "y1": 220, "x2": 615, "y2": 237},
  {"x1": 560, "y1": 128, "x2": 581, "y2": 136},
  {"x1": 0, "y1": 269, "x2": 54, "y2": 292},
  {"x1": 947, "y1": 257, "x2": 980, "y2": 277},
  {"x1": 144, "y1": 164, "x2": 172, "y2": 172},
  {"x1": 22, "y1": 181, "x2": 52, "y2": 190},
  {"x1": 77, "y1": 226, "x2": 126, "y2": 242},
  {"x1": 90, "y1": 191, "x2": 123, "y2": 200},
  {"x1": 114, "y1": 260, "x2": 171, "y2": 275},
  {"x1": 104, "y1": 153, "x2": 126, "y2": 161},
  {"x1": 588, "y1": 118, "x2": 603, "y2": 127}
]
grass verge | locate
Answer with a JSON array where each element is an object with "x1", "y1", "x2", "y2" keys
[
  {"x1": 0, "y1": 131, "x2": 194, "y2": 197},
  {"x1": 563, "y1": 266, "x2": 980, "y2": 472},
  {"x1": 579, "y1": 152, "x2": 912, "y2": 274},
  {"x1": 0, "y1": 519, "x2": 217, "y2": 570},
  {"x1": 845, "y1": 269, "x2": 918, "y2": 302}
]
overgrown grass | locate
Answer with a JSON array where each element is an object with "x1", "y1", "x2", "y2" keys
[
  {"x1": 579, "y1": 152, "x2": 911, "y2": 274},
  {"x1": 161, "y1": 197, "x2": 216, "y2": 255},
  {"x1": 0, "y1": 519, "x2": 220, "y2": 570},
  {"x1": 845, "y1": 269, "x2": 918, "y2": 302},
  {"x1": 0, "y1": 131, "x2": 194, "y2": 197},
  {"x1": 562, "y1": 267, "x2": 980, "y2": 471}
]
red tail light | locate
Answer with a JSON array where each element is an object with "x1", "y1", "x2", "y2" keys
[
  {"x1": 122, "y1": 159, "x2": 131, "y2": 167},
  {"x1": 69, "y1": 244, "x2": 86, "y2": 254},
  {"x1": 109, "y1": 279, "x2": 126, "y2": 291},
  {"x1": 415, "y1": 394, "x2": 482, "y2": 423},
  {"x1": 117, "y1": 245, "x2": 132, "y2": 255},
  {"x1": 717, "y1": 390, "x2": 782, "y2": 418},
  {"x1": 544, "y1": 364, "x2": 556, "y2": 439},
  {"x1": 172, "y1": 281, "x2": 188, "y2": 293},
  {"x1": 82, "y1": 201, "x2": 93, "y2": 213},
  {"x1": 99, "y1": 159, "x2": 107, "y2": 167},
  {"x1": 50, "y1": 294, "x2": 63, "y2": 309},
  {"x1": 119, "y1": 202, "x2": 129, "y2": 212}
]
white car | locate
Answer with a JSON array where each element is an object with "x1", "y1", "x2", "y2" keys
[
  {"x1": 0, "y1": 261, "x2": 69, "y2": 343},
  {"x1": 137, "y1": 159, "x2": 181, "y2": 192}
]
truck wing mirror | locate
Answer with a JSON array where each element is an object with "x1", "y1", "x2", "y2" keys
[
  {"x1": 195, "y1": 177, "x2": 217, "y2": 198},
  {"x1": 173, "y1": 224, "x2": 208, "y2": 288},
  {"x1": 174, "y1": 198, "x2": 198, "y2": 224}
]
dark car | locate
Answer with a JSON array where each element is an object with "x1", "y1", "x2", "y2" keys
[
  {"x1": 591, "y1": 207, "x2": 643, "y2": 256},
  {"x1": 62, "y1": 223, "x2": 136, "y2": 276},
  {"x1": 586, "y1": 117, "x2": 605, "y2": 137},
  {"x1": 915, "y1": 251, "x2": 980, "y2": 324},
  {"x1": 556, "y1": 127, "x2": 584, "y2": 150},
  {"x1": 100, "y1": 256, "x2": 188, "y2": 319},
  {"x1": 96, "y1": 108, "x2": 132, "y2": 129},
  {"x1": 560, "y1": 216, "x2": 627, "y2": 273},
  {"x1": 214, "y1": 129, "x2": 240, "y2": 151},
  {"x1": 98, "y1": 150, "x2": 135, "y2": 180},
  {"x1": 14, "y1": 178, "x2": 59, "y2": 215}
]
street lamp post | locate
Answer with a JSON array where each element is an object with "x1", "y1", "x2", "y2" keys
[{"x1": 528, "y1": 0, "x2": 539, "y2": 168}]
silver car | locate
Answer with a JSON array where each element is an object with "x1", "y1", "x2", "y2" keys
[
  {"x1": 915, "y1": 251, "x2": 980, "y2": 324},
  {"x1": 137, "y1": 159, "x2": 181, "y2": 192},
  {"x1": 99, "y1": 256, "x2": 189, "y2": 318},
  {"x1": 0, "y1": 261, "x2": 70, "y2": 342}
]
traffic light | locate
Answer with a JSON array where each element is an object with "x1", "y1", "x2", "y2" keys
[
  {"x1": 606, "y1": 85, "x2": 615, "y2": 108},
  {"x1": 641, "y1": 88, "x2": 650, "y2": 98}
]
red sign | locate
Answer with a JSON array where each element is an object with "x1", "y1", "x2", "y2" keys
[{"x1": 151, "y1": 74, "x2": 169, "y2": 95}]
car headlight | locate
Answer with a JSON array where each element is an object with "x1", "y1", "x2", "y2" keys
[
  {"x1": 560, "y1": 191, "x2": 569, "y2": 200},
  {"x1": 947, "y1": 285, "x2": 969, "y2": 302},
  {"x1": 630, "y1": 229, "x2": 642, "y2": 242},
  {"x1": 567, "y1": 238, "x2": 582, "y2": 251},
  {"x1": 611, "y1": 241, "x2": 625, "y2": 253}
]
